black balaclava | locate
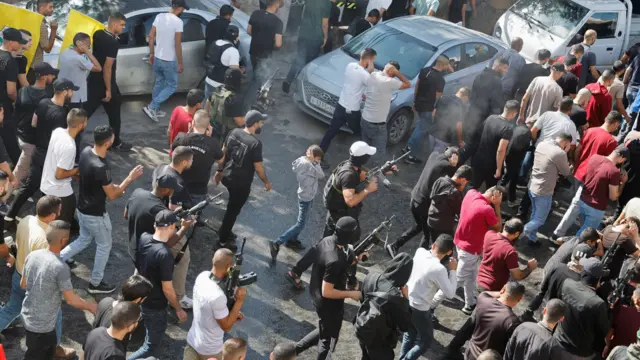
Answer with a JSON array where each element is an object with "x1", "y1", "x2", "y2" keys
[
  {"x1": 350, "y1": 154, "x2": 371, "y2": 167},
  {"x1": 335, "y1": 216, "x2": 359, "y2": 246},
  {"x1": 381, "y1": 253, "x2": 414, "y2": 288}
]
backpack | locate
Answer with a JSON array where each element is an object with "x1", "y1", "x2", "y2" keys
[
  {"x1": 354, "y1": 289, "x2": 396, "y2": 346},
  {"x1": 209, "y1": 87, "x2": 235, "y2": 139}
]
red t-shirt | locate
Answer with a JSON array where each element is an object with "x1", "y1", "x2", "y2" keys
[
  {"x1": 476, "y1": 231, "x2": 519, "y2": 291},
  {"x1": 556, "y1": 56, "x2": 582, "y2": 80},
  {"x1": 454, "y1": 189, "x2": 499, "y2": 255},
  {"x1": 580, "y1": 154, "x2": 621, "y2": 211},
  {"x1": 169, "y1": 106, "x2": 193, "y2": 146},
  {"x1": 574, "y1": 127, "x2": 617, "y2": 182}
]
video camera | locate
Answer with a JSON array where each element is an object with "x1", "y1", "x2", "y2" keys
[
  {"x1": 358, "y1": 152, "x2": 410, "y2": 191},
  {"x1": 251, "y1": 68, "x2": 279, "y2": 114},
  {"x1": 173, "y1": 192, "x2": 223, "y2": 219},
  {"x1": 223, "y1": 238, "x2": 258, "y2": 309}
]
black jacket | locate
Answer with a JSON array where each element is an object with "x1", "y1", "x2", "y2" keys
[
  {"x1": 468, "y1": 68, "x2": 506, "y2": 138},
  {"x1": 427, "y1": 176, "x2": 462, "y2": 232},
  {"x1": 504, "y1": 322, "x2": 564, "y2": 360}
]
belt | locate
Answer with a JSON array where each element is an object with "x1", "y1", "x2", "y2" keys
[{"x1": 366, "y1": 121, "x2": 386, "y2": 126}]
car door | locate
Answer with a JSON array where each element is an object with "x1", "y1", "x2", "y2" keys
[
  {"x1": 177, "y1": 13, "x2": 207, "y2": 91},
  {"x1": 458, "y1": 41, "x2": 499, "y2": 84},
  {"x1": 438, "y1": 44, "x2": 464, "y2": 95},
  {"x1": 576, "y1": 11, "x2": 624, "y2": 68}
]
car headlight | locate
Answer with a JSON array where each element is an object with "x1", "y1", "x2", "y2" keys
[
  {"x1": 494, "y1": 25, "x2": 502, "y2": 38},
  {"x1": 391, "y1": 93, "x2": 398, "y2": 102}
]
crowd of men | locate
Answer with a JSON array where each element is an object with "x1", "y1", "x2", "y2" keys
[{"x1": 1, "y1": 0, "x2": 640, "y2": 359}]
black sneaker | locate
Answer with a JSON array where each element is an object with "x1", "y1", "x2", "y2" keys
[
  {"x1": 229, "y1": 232, "x2": 239, "y2": 241},
  {"x1": 65, "y1": 259, "x2": 77, "y2": 269},
  {"x1": 110, "y1": 141, "x2": 133, "y2": 152},
  {"x1": 404, "y1": 155, "x2": 422, "y2": 165},
  {"x1": 527, "y1": 240, "x2": 542, "y2": 248},
  {"x1": 385, "y1": 243, "x2": 398, "y2": 258},
  {"x1": 3, "y1": 218, "x2": 16, "y2": 233},
  {"x1": 282, "y1": 81, "x2": 291, "y2": 94},
  {"x1": 400, "y1": 147, "x2": 410, "y2": 155},
  {"x1": 284, "y1": 239, "x2": 305, "y2": 250},
  {"x1": 320, "y1": 158, "x2": 330, "y2": 170},
  {"x1": 269, "y1": 242, "x2": 280, "y2": 262},
  {"x1": 88, "y1": 281, "x2": 116, "y2": 294},
  {"x1": 219, "y1": 241, "x2": 238, "y2": 251},
  {"x1": 461, "y1": 304, "x2": 475, "y2": 315}
]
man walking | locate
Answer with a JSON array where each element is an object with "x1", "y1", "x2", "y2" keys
[
  {"x1": 427, "y1": 165, "x2": 472, "y2": 242},
  {"x1": 168, "y1": 89, "x2": 205, "y2": 146},
  {"x1": 204, "y1": 26, "x2": 241, "y2": 102},
  {"x1": 0, "y1": 28, "x2": 25, "y2": 164},
  {"x1": 30, "y1": 0, "x2": 57, "y2": 79},
  {"x1": 579, "y1": 30, "x2": 599, "y2": 88},
  {"x1": 60, "y1": 125, "x2": 143, "y2": 294},
  {"x1": 143, "y1": 0, "x2": 189, "y2": 122},
  {"x1": 519, "y1": 62, "x2": 565, "y2": 126},
  {"x1": 513, "y1": 49, "x2": 551, "y2": 101},
  {"x1": 58, "y1": 32, "x2": 102, "y2": 109},
  {"x1": 489, "y1": 37, "x2": 526, "y2": 99},
  {"x1": 248, "y1": 0, "x2": 283, "y2": 76},
  {"x1": 206, "y1": 4, "x2": 235, "y2": 49},
  {"x1": 585, "y1": 69, "x2": 614, "y2": 128}
]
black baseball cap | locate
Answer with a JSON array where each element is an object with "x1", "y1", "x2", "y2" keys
[
  {"x1": 172, "y1": 0, "x2": 190, "y2": 10},
  {"x1": 155, "y1": 210, "x2": 179, "y2": 227},
  {"x1": 615, "y1": 145, "x2": 630, "y2": 159},
  {"x1": 33, "y1": 62, "x2": 59, "y2": 76},
  {"x1": 571, "y1": 243, "x2": 594, "y2": 261},
  {"x1": 220, "y1": 4, "x2": 235, "y2": 16},
  {"x1": 3, "y1": 28, "x2": 27, "y2": 44},
  {"x1": 551, "y1": 62, "x2": 566, "y2": 73},
  {"x1": 245, "y1": 110, "x2": 268, "y2": 127},
  {"x1": 156, "y1": 173, "x2": 184, "y2": 192},
  {"x1": 53, "y1": 78, "x2": 80, "y2": 92}
]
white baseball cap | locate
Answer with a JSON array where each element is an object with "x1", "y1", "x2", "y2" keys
[{"x1": 349, "y1": 141, "x2": 377, "y2": 157}]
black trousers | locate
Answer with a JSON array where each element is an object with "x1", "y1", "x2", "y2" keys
[
  {"x1": 24, "y1": 329, "x2": 57, "y2": 360},
  {"x1": 59, "y1": 193, "x2": 77, "y2": 226},
  {"x1": 500, "y1": 151, "x2": 526, "y2": 202},
  {"x1": 319, "y1": 104, "x2": 361, "y2": 153},
  {"x1": 7, "y1": 149, "x2": 45, "y2": 220},
  {"x1": 392, "y1": 200, "x2": 429, "y2": 249},
  {"x1": 85, "y1": 78, "x2": 123, "y2": 145},
  {"x1": 471, "y1": 165, "x2": 498, "y2": 190},
  {"x1": 296, "y1": 305, "x2": 344, "y2": 360},
  {"x1": 1, "y1": 106, "x2": 21, "y2": 165},
  {"x1": 360, "y1": 342, "x2": 395, "y2": 360},
  {"x1": 218, "y1": 184, "x2": 251, "y2": 244}
]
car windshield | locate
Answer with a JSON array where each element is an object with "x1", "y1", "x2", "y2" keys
[
  {"x1": 16, "y1": 0, "x2": 123, "y2": 35},
  {"x1": 510, "y1": 0, "x2": 589, "y2": 38},
  {"x1": 342, "y1": 24, "x2": 437, "y2": 79}
]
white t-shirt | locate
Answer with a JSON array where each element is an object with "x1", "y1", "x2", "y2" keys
[
  {"x1": 205, "y1": 40, "x2": 240, "y2": 88},
  {"x1": 366, "y1": 0, "x2": 393, "y2": 15},
  {"x1": 339, "y1": 62, "x2": 370, "y2": 112},
  {"x1": 533, "y1": 111, "x2": 580, "y2": 146},
  {"x1": 186, "y1": 271, "x2": 229, "y2": 355},
  {"x1": 58, "y1": 49, "x2": 94, "y2": 103},
  {"x1": 361, "y1": 71, "x2": 402, "y2": 123},
  {"x1": 153, "y1": 13, "x2": 184, "y2": 62},
  {"x1": 41, "y1": 128, "x2": 76, "y2": 197}
]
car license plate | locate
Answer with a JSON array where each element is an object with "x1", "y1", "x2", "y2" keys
[{"x1": 310, "y1": 96, "x2": 335, "y2": 114}]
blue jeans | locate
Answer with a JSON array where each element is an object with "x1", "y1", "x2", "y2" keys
[
  {"x1": 407, "y1": 111, "x2": 435, "y2": 156},
  {"x1": 274, "y1": 200, "x2": 312, "y2": 245},
  {"x1": 399, "y1": 307, "x2": 434, "y2": 360},
  {"x1": 0, "y1": 271, "x2": 62, "y2": 343},
  {"x1": 150, "y1": 57, "x2": 178, "y2": 111},
  {"x1": 577, "y1": 200, "x2": 605, "y2": 237},
  {"x1": 360, "y1": 119, "x2": 388, "y2": 165},
  {"x1": 128, "y1": 306, "x2": 168, "y2": 360},
  {"x1": 520, "y1": 150, "x2": 534, "y2": 180},
  {"x1": 60, "y1": 211, "x2": 112, "y2": 287},
  {"x1": 523, "y1": 191, "x2": 553, "y2": 242}
]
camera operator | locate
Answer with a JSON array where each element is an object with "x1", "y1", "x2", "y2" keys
[
  {"x1": 185, "y1": 248, "x2": 246, "y2": 360},
  {"x1": 171, "y1": 110, "x2": 224, "y2": 204},
  {"x1": 129, "y1": 210, "x2": 188, "y2": 360},
  {"x1": 543, "y1": 227, "x2": 602, "y2": 278},
  {"x1": 295, "y1": 217, "x2": 363, "y2": 360}
]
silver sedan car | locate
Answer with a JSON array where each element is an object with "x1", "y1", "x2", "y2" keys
[
  {"x1": 294, "y1": 16, "x2": 507, "y2": 144},
  {"x1": 18, "y1": 0, "x2": 251, "y2": 95}
]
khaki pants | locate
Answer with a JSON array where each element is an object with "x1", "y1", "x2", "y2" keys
[
  {"x1": 15, "y1": 140, "x2": 35, "y2": 184},
  {"x1": 170, "y1": 235, "x2": 190, "y2": 300},
  {"x1": 183, "y1": 343, "x2": 221, "y2": 360}
]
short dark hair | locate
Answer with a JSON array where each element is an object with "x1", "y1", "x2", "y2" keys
[
  {"x1": 361, "y1": 47, "x2": 377, "y2": 60},
  {"x1": 602, "y1": 69, "x2": 616, "y2": 81},
  {"x1": 46, "y1": 220, "x2": 71, "y2": 245},
  {"x1": 72, "y1": 32, "x2": 90, "y2": 46},
  {"x1": 605, "y1": 110, "x2": 623, "y2": 125},
  {"x1": 171, "y1": 146, "x2": 194, "y2": 165},
  {"x1": 38, "y1": 0, "x2": 52, "y2": 7},
  {"x1": 454, "y1": 165, "x2": 473, "y2": 180},
  {"x1": 368, "y1": 8, "x2": 381, "y2": 18},
  {"x1": 579, "y1": 227, "x2": 600, "y2": 242},
  {"x1": 536, "y1": 49, "x2": 551, "y2": 61},
  {"x1": 495, "y1": 56, "x2": 510, "y2": 66},
  {"x1": 545, "y1": 298, "x2": 567, "y2": 323},
  {"x1": 266, "y1": 0, "x2": 280, "y2": 6},
  {"x1": 555, "y1": 132, "x2": 573, "y2": 143},
  {"x1": 222, "y1": 338, "x2": 247, "y2": 358},
  {"x1": 109, "y1": 12, "x2": 127, "y2": 22},
  {"x1": 110, "y1": 301, "x2": 141, "y2": 330},
  {"x1": 504, "y1": 281, "x2": 526, "y2": 299},
  {"x1": 560, "y1": 96, "x2": 574, "y2": 112},
  {"x1": 477, "y1": 349, "x2": 502, "y2": 360},
  {"x1": 0, "y1": 170, "x2": 8, "y2": 182},
  {"x1": 504, "y1": 100, "x2": 519, "y2": 112},
  {"x1": 444, "y1": 146, "x2": 460, "y2": 159},
  {"x1": 613, "y1": 60, "x2": 626, "y2": 73},
  {"x1": 67, "y1": 108, "x2": 88, "y2": 128},
  {"x1": 271, "y1": 342, "x2": 297, "y2": 360},
  {"x1": 121, "y1": 274, "x2": 153, "y2": 301},
  {"x1": 434, "y1": 234, "x2": 455, "y2": 255},
  {"x1": 186, "y1": 89, "x2": 205, "y2": 107},
  {"x1": 572, "y1": 43, "x2": 585, "y2": 54},
  {"x1": 36, "y1": 195, "x2": 62, "y2": 218},
  {"x1": 504, "y1": 218, "x2": 524, "y2": 235},
  {"x1": 94, "y1": 125, "x2": 114, "y2": 146},
  {"x1": 388, "y1": 60, "x2": 400, "y2": 71},
  {"x1": 563, "y1": 54, "x2": 578, "y2": 67},
  {"x1": 308, "y1": 144, "x2": 324, "y2": 159}
]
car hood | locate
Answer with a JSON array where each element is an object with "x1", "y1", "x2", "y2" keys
[
  {"x1": 501, "y1": 11, "x2": 562, "y2": 61},
  {"x1": 305, "y1": 49, "x2": 356, "y2": 88}
]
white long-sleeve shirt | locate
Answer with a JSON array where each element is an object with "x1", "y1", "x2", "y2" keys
[{"x1": 407, "y1": 247, "x2": 457, "y2": 311}]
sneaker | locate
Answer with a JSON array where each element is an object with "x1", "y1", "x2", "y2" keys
[
  {"x1": 284, "y1": 239, "x2": 305, "y2": 250},
  {"x1": 385, "y1": 243, "x2": 398, "y2": 258},
  {"x1": 282, "y1": 81, "x2": 291, "y2": 94},
  {"x1": 269, "y1": 242, "x2": 280, "y2": 262},
  {"x1": 179, "y1": 296, "x2": 193, "y2": 310},
  {"x1": 143, "y1": 106, "x2": 159, "y2": 122},
  {"x1": 400, "y1": 147, "x2": 410, "y2": 155},
  {"x1": 65, "y1": 259, "x2": 77, "y2": 269},
  {"x1": 461, "y1": 304, "x2": 476, "y2": 315},
  {"x1": 55, "y1": 345, "x2": 76, "y2": 359},
  {"x1": 527, "y1": 240, "x2": 542, "y2": 248},
  {"x1": 404, "y1": 155, "x2": 422, "y2": 165},
  {"x1": 156, "y1": 110, "x2": 167, "y2": 118},
  {"x1": 219, "y1": 241, "x2": 238, "y2": 251},
  {"x1": 320, "y1": 158, "x2": 330, "y2": 170},
  {"x1": 110, "y1": 141, "x2": 133, "y2": 152},
  {"x1": 516, "y1": 183, "x2": 528, "y2": 190},
  {"x1": 88, "y1": 281, "x2": 116, "y2": 294},
  {"x1": 3, "y1": 218, "x2": 16, "y2": 233},
  {"x1": 285, "y1": 270, "x2": 305, "y2": 290},
  {"x1": 507, "y1": 200, "x2": 518, "y2": 208},
  {"x1": 229, "y1": 232, "x2": 239, "y2": 241}
]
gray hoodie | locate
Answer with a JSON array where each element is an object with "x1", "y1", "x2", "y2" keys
[{"x1": 293, "y1": 156, "x2": 325, "y2": 202}]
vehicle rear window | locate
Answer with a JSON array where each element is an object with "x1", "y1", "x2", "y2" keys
[
  {"x1": 342, "y1": 24, "x2": 437, "y2": 79},
  {"x1": 510, "y1": 0, "x2": 589, "y2": 38}
]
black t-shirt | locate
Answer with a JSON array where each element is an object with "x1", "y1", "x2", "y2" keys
[
  {"x1": 349, "y1": 18, "x2": 373, "y2": 37},
  {"x1": 570, "y1": 104, "x2": 588, "y2": 128},
  {"x1": 206, "y1": 17, "x2": 230, "y2": 50},
  {"x1": 78, "y1": 147, "x2": 112, "y2": 216},
  {"x1": 93, "y1": 297, "x2": 115, "y2": 329},
  {"x1": 472, "y1": 115, "x2": 514, "y2": 170},
  {"x1": 225, "y1": 92, "x2": 245, "y2": 119},
  {"x1": 152, "y1": 164, "x2": 191, "y2": 208},
  {"x1": 467, "y1": 292, "x2": 520, "y2": 359},
  {"x1": 448, "y1": 0, "x2": 465, "y2": 23},
  {"x1": 89, "y1": 30, "x2": 119, "y2": 87},
  {"x1": 507, "y1": 124, "x2": 532, "y2": 155},
  {"x1": 514, "y1": 63, "x2": 549, "y2": 97},
  {"x1": 557, "y1": 72, "x2": 579, "y2": 97},
  {"x1": 136, "y1": 233, "x2": 174, "y2": 310},
  {"x1": 604, "y1": 230, "x2": 638, "y2": 280},
  {"x1": 329, "y1": 2, "x2": 341, "y2": 26},
  {"x1": 222, "y1": 128, "x2": 263, "y2": 188},
  {"x1": 0, "y1": 136, "x2": 8, "y2": 165},
  {"x1": 326, "y1": 160, "x2": 362, "y2": 212},
  {"x1": 83, "y1": 327, "x2": 126, "y2": 360},
  {"x1": 248, "y1": 10, "x2": 283, "y2": 58},
  {"x1": 0, "y1": 49, "x2": 18, "y2": 112},
  {"x1": 171, "y1": 133, "x2": 224, "y2": 195},
  {"x1": 15, "y1": 55, "x2": 27, "y2": 92},
  {"x1": 626, "y1": 42, "x2": 640, "y2": 63},
  {"x1": 414, "y1": 67, "x2": 446, "y2": 113},
  {"x1": 126, "y1": 188, "x2": 167, "y2": 251},
  {"x1": 432, "y1": 94, "x2": 465, "y2": 143},
  {"x1": 411, "y1": 152, "x2": 455, "y2": 205},
  {"x1": 310, "y1": 236, "x2": 349, "y2": 310},
  {"x1": 15, "y1": 86, "x2": 50, "y2": 144},
  {"x1": 34, "y1": 98, "x2": 68, "y2": 150}
]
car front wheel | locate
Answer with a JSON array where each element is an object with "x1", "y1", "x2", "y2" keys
[{"x1": 387, "y1": 108, "x2": 413, "y2": 145}]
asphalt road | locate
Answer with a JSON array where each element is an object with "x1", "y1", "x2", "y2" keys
[{"x1": 0, "y1": 50, "x2": 585, "y2": 360}]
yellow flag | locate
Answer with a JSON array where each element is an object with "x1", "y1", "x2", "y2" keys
[
  {"x1": 0, "y1": 3, "x2": 44, "y2": 70},
  {"x1": 60, "y1": 10, "x2": 105, "y2": 56}
]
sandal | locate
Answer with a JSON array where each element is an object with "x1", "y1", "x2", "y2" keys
[{"x1": 285, "y1": 270, "x2": 305, "y2": 290}]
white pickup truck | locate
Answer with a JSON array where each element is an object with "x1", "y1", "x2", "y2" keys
[{"x1": 493, "y1": 0, "x2": 640, "y2": 68}]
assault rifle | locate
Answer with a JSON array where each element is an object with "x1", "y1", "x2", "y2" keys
[
  {"x1": 251, "y1": 68, "x2": 279, "y2": 113},
  {"x1": 608, "y1": 256, "x2": 640, "y2": 309},
  {"x1": 358, "y1": 152, "x2": 410, "y2": 191},
  {"x1": 173, "y1": 193, "x2": 223, "y2": 264},
  {"x1": 224, "y1": 238, "x2": 258, "y2": 309},
  {"x1": 350, "y1": 216, "x2": 395, "y2": 262}
]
